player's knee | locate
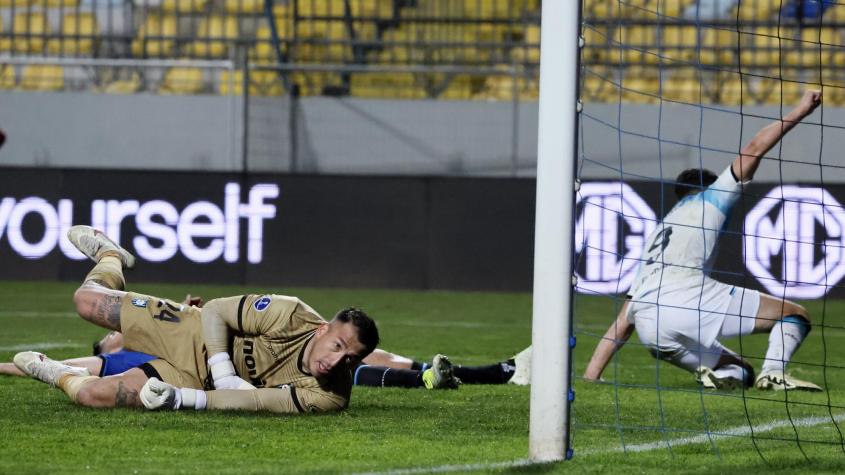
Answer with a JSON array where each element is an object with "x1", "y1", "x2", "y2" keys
[
  {"x1": 785, "y1": 302, "x2": 810, "y2": 322},
  {"x1": 75, "y1": 383, "x2": 109, "y2": 408},
  {"x1": 73, "y1": 287, "x2": 92, "y2": 317}
]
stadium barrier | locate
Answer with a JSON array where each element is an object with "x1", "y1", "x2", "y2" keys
[{"x1": 2, "y1": 165, "x2": 845, "y2": 297}]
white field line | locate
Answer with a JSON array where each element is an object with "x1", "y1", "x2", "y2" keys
[
  {"x1": 0, "y1": 311, "x2": 78, "y2": 318},
  {"x1": 581, "y1": 412, "x2": 845, "y2": 455},
  {"x1": 355, "y1": 413, "x2": 845, "y2": 475},
  {"x1": 0, "y1": 342, "x2": 85, "y2": 352}
]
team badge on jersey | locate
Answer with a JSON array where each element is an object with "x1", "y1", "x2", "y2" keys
[
  {"x1": 254, "y1": 296, "x2": 272, "y2": 311},
  {"x1": 131, "y1": 298, "x2": 148, "y2": 308}
]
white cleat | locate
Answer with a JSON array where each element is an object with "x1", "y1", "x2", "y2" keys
[
  {"x1": 508, "y1": 346, "x2": 532, "y2": 386},
  {"x1": 422, "y1": 354, "x2": 461, "y2": 389},
  {"x1": 695, "y1": 366, "x2": 743, "y2": 390},
  {"x1": 13, "y1": 351, "x2": 91, "y2": 386},
  {"x1": 67, "y1": 225, "x2": 135, "y2": 269},
  {"x1": 755, "y1": 370, "x2": 822, "y2": 392}
]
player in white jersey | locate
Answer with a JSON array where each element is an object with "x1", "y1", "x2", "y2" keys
[{"x1": 584, "y1": 89, "x2": 823, "y2": 391}]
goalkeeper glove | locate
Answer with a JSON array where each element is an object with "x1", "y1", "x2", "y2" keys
[
  {"x1": 208, "y1": 352, "x2": 255, "y2": 390},
  {"x1": 140, "y1": 377, "x2": 207, "y2": 410}
]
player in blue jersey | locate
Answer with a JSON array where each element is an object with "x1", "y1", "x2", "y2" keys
[{"x1": 584, "y1": 89, "x2": 823, "y2": 391}]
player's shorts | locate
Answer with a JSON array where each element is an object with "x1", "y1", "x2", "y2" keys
[
  {"x1": 632, "y1": 281, "x2": 760, "y2": 371},
  {"x1": 98, "y1": 350, "x2": 156, "y2": 377},
  {"x1": 120, "y1": 292, "x2": 211, "y2": 389}
]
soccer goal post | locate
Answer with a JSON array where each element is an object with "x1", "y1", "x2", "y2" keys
[{"x1": 529, "y1": 0, "x2": 582, "y2": 463}]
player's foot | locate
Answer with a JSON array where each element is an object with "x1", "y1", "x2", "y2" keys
[
  {"x1": 508, "y1": 346, "x2": 532, "y2": 385},
  {"x1": 695, "y1": 366, "x2": 743, "y2": 390},
  {"x1": 421, "y1": 354, "x2": 461, "y2": 389},
  {"x1": 755, "y1": 369, "x2": 822, "y2": 392},
  {"x1": 13, "y1": 351, "x2": 90, "y2": 386},
  {"x1": 67, "y1": 225, "x2": 135, "y2": 269}
]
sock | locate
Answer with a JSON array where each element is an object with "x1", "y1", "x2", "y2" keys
[
  {"x1": 58, "y1": 374, "x2": 100, "y2": 403},
  {"x1": 713, "y1": 364, "x2": 751, "y2": 388},
  {"x1": 84, "y1": 255, "x2": 125, "y2": 290},
  {"x1": 353, "y1": 365, "x2": 423, "y2": 388},
  {"x1": 410, "y1": 361, "x2": 425, "y2": 371},
  {"x1": 453, "y1": 359, "x2": 515, "y2": 385},
  {"x1": 762, "y1": 315, "x2": 811, "y2": 373}
]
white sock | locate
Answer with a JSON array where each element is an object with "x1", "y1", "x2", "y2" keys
[
  {"x1": 713, "y1": 364, "x2": 746, "y2": 383},
  {"x1": 762, "y1": 317, "x2": 810, "y2": 373}
]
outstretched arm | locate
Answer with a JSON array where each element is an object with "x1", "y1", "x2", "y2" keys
[
  {"x1": 583, "y1": 300, "x2": 634, "y2": 381},
  {"x1": 732, "y1": 89, "x2": 821, "y2": 182}
]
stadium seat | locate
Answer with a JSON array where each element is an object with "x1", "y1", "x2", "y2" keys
[
  {"x1": 160, "y1": 67, "x2": 205, "y2": 94},
  {"x1": 20, "y1": 65, "x2": 64, "y2": 91},
  {"x1": 736, "y1": 0, "x2": 780, "y2": 21},
  {"x1": 48, "y1": 13, "x2": 99, "y2": 55},
  {"x1": 11, "y1": 12, "x2": 50, "y2": 54},
  {"x1": 661, "y1": 26, "x2": 698, "y2": 63},
  {"x1": 218, "y1": 70, "x2": 284, "y2": 96},
  {"x1": 699, "y1": 27, "x2": 738, "y2": 66},
  {"x1": 160, "y1": 0, "x2": 209, "y2": 13},
  {"x1": 622, "y1": 26, "x2": 659, "y2": 65},
  {"x1": 103, "y1": 73, "x2": 141, "y2": 94},
  {"x1": 224, "y1": 0, "x2": 264, "y2": 14},
  {"x1": 0, "y1": 0, "x2": 29, "y2": 6},
  {"x1": 582, "y1": 25, "x2": 609, "y2": 63},
  {"x1": 350, "y1": 73, "x2": 427, "y2": 99},
  {"x1": 186, "y1": 16, "x2": 239, "y2": 58},
  {"x1": 620, "y1": 68, "x2": 659, "y2": 103},
  {"x1": 739, "y1": 27, "x2": 781, "y2": 68},
  {"x1": 45, "y1": 0, "x2": 79, "y2": 6},
  {"x1": 0, "y1": 65, "x2": 16, "y2": 89},
  {"x1": 663, "y1": 77, "x2": 703, "y2": 104},
  {"x1": 0, "y1": 14, "x2": 9, "y2": 52},
  {"x1": 131, "y1": 14, "x2": 178, "y2": 57}
]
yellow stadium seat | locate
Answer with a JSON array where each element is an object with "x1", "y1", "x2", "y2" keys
[
  {"x1": 20, "y1": 65, "x2": 64, "y2": 91},
  {"x1": 736, "y1": 0, "x2": 780, "y2": 21},
  {"x1": 0, "y1": 65, "x2": 16, "y2": 89},
  {"x1": 160, "y1": 67, "x2": 205, "y2": 94},
  {"x1": 103, "y1": 74, "x2": 141, "y2": 94},
  {"x1": 621, "y1": 76, "x2": 659, "y2": 104},
  {"x1": 251, "y1": 25, "x2": 280, "y2": 63},
  {"x1": 476, "y1": 75, "x2": 538, "y2": 101},
  {"x1": 12, "y1": 12, "x2": 50, "y2": 53},
  {"x1": 622, "y1": 26, "x2": 658, "y2": 65},
  {"x1": 586, "y1": 0, "x2": 622, "y2": 19},
  {"x1": 0, "y1": 15, "x2": 9, "y2": 52},
  {"x1": 699, "y1": 27, "x2": 737, "y2": 66},
  {"x1": 350, "y1": 73, "x2": 427, "y2": 99},
  {"x1": 218, "y1": 70, "x2": 284, "y2": 96},
  {"x1": 662, "y1": 26, "x2": 698, "y2": 63},
  {"x1": 739, "y1": 27, "x2": 781, "y2": 68},
  {"x1": 582, "y1": 25, "x2": 609, "y2": 63},
  {"x1": 132, "y1": 15, "x2": 178, "y2": 57},
  {"x1": 161, "y1": 0, "x2": 208, "y2": 13},
  {"x1": 224, "y1": 0, "x2": 263, "y2": 14},
  {"x1": 349, "y1": 0, "x2": 395, "y2": 19},
  {"x1": 0, "y1": 0, "x2": 28, "y2": 7},
  {"x1": 49, "y1": 13, "x2": 99, "y2": 55},
  {"x1": 186, "y1": 16, "x2": 239, "y2": 58},
  {"x1": 45, "y1": 0, "x2": 79, "y2": 6}
]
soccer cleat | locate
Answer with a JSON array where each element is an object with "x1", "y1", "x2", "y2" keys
[
  {"x1": 13, "y1": 351, "x2": 91, "y2": 386},
  {"x1": 421, "y1": 354, "x2": 461, "y2": 389},
  {"x1": 755, "y1": 370, "x2": 822, "y2": 392},
  {"x1": 695, "y1": 366, "x2": 743, "y2": 390},
  {"x1": 67, "y1": 225, "x2": 135, "y2": 269},
  {"x1": 508, "y1": 345, "x2": 532, "y2": 386}
]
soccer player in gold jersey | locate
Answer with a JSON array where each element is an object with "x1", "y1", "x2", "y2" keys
[{"x1": 13, "y1": 226, "x2": 380, "y2": 414}]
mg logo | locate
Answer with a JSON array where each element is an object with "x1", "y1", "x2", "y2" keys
[
  {"x1": 745, "y1": 186, "x2": 845, "y2": 299},
  {"x1": 575, "y1": 182, "x2": 656, "y2": 294}
]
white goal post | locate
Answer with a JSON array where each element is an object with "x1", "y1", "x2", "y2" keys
[{"x1": 529, "y1": 0, "x2": 581, "y2": 463}]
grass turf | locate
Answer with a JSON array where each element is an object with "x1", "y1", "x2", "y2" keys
[{"x1": 1, "y1": 280, "x2": 844, "y2": 474}]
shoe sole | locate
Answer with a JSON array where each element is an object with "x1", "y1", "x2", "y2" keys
[{"x1": 68, "y1": 225, "x2": 135, "y2": 269}]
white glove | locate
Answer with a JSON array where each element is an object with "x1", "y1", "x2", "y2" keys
[
  {"x1": 140, "y1": 378, "x2": 207, "y2": 411},
  {"x1": 208, "y1": 352, "x2": 256, "y2": 390},
  {"x1": 140, "y1": 377, "x2": 181, "y2": 410}
]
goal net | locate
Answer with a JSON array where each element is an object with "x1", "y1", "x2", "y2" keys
[{"x1": 571, "y1": 0, "x2": 845, "y2": 463}]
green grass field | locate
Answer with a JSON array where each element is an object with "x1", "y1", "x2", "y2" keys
[{"x1": 1, "y1": 280, "x2": 844, "y2": 474}]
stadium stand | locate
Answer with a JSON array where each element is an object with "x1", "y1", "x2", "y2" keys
[{"x1": 2, "y1": 0, "x2": 845, "y2": 104}]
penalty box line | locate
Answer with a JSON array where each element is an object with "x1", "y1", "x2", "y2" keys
[{"x1": 355, "y1": 413, "x2": 845, "y2": 475}]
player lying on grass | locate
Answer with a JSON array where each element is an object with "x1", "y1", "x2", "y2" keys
[
  {"x1": 1, "y1": 329, "x2": 530, "y2": 389},
  {"x1": 583, "y1": 90, "x2": 823, "y2": 392},
  {"x1": 11, "y1": 225, "x2": 380, "y2": 413}
]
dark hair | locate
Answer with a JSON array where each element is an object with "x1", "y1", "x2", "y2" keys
[
  {"x1": 674, "y1": 168, "x2": 718, "y2": 200},
  {"x1": 332, "y1": 307, "x2": 380, "y2": 358}
]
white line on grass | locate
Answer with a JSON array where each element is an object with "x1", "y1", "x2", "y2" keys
[
  {"x1": 356, "y1": 413, "x2": 845, "y2": 475},
  {"x1": 0, "y1": 311, "x2": 77, "y2": 318},
  {"x1": 0, "y1": 342, "x2": 85, "y2": 352},
  {"x1": 580, "y1": 412, "x2": 845, "y2": 455}
]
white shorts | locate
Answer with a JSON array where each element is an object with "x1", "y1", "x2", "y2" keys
[{"x1": 631, "y1": 281, "x2": 760, "y2": 371}]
